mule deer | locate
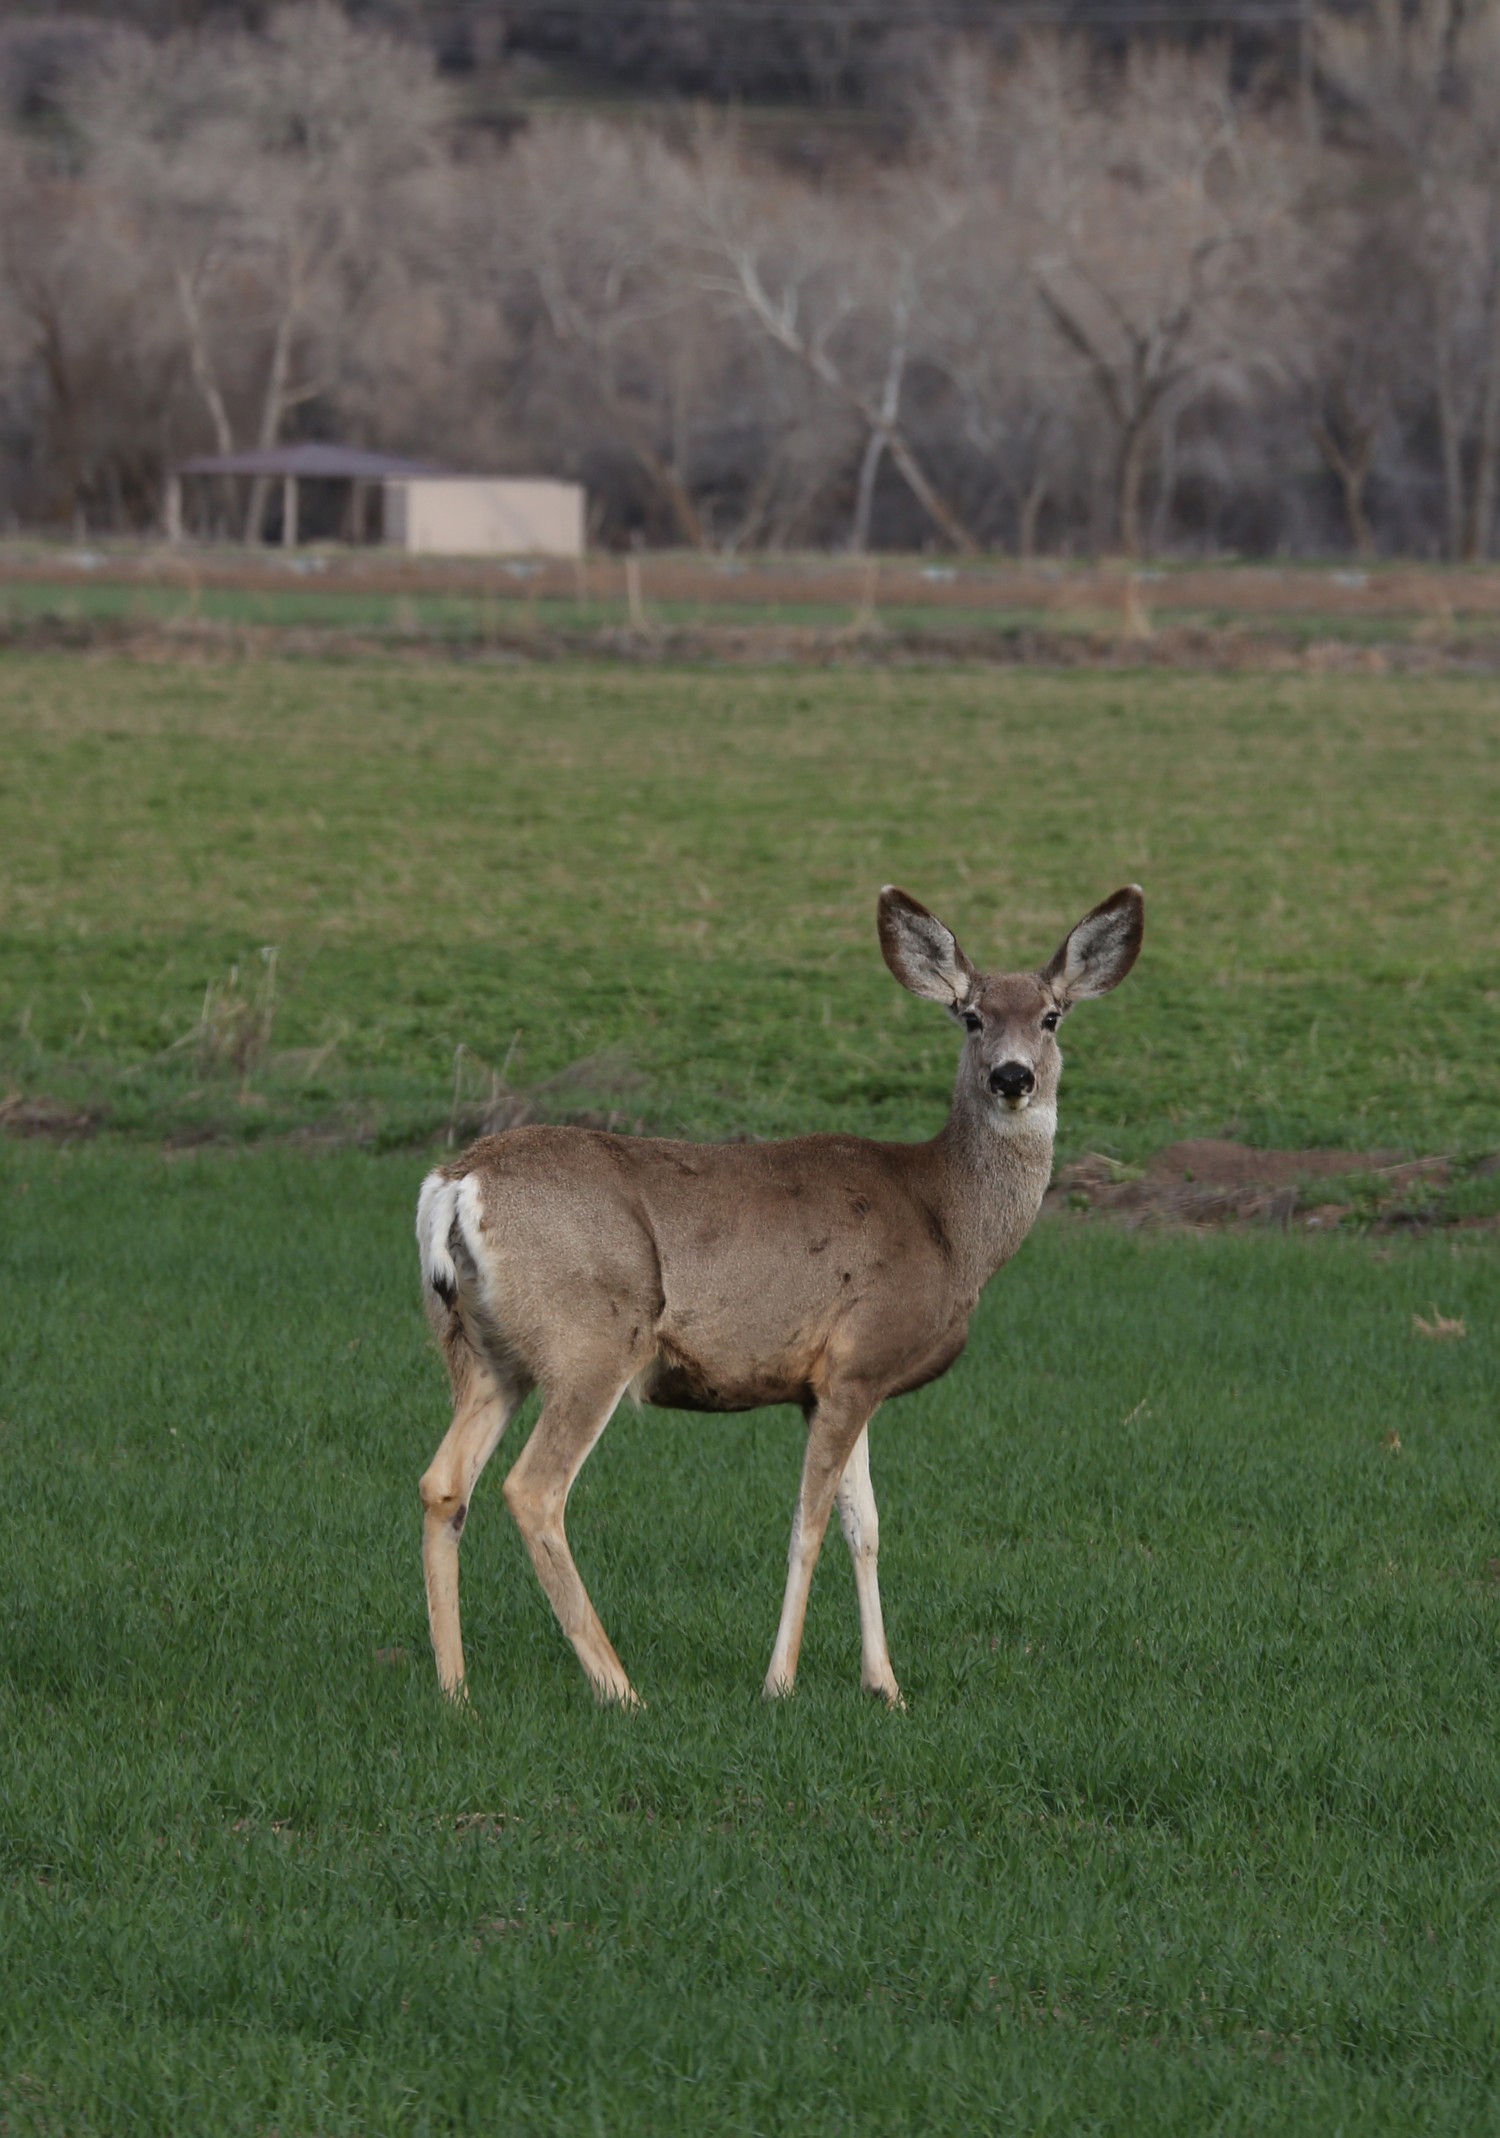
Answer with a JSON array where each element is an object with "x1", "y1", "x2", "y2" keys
[{"x1": 416, "y1": 884, "x2": 1143, "y2": 1707}]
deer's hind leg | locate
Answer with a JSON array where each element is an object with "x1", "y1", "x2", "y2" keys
[
  {"x1": 502, "y1": 1357, "x2": 641, "y2": 1706},
  {"x1": 420, "y1": 1348, "x2": 527, "y2": 1697}
]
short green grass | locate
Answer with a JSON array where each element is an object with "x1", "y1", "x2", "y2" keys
[
  {"x1": 2, "y1": 657, "x2": 1497, "y2": 1159},
  {"x1": 4, "y1": 647, "x2": 1498, "y2": 2131},
  {"x1": 2, "y1": 1141, "x2": 1497, "y2": 2133}
]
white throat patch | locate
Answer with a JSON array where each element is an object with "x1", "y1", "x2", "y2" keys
[{"x1": 984, "y1": 1096, "x2": 1057, "y2": 1139}]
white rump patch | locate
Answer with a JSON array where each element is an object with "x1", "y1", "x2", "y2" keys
[
  {"x1": 455, "y1": 1175, "x2": 486, "y2": 1266},
  {"x1": 416, "y1": 1172, "x2": 462, "y2": 1299},
  {"x1": 417, "y1": 1171, "x2": 491, "y2": 1301}
]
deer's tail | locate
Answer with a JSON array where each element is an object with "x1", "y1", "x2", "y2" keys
[{"x1": 416, "y1": 1171, "x2": 485, "y2": 1308}]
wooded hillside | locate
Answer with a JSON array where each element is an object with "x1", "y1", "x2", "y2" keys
[{"x1": 0, "y1": 0, "x2": 1493, "y2": 559}]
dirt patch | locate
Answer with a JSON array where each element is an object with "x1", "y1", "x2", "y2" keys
[
  {"x1": 1046, "y1": 1140, "x2": 1460, "y2": 1231},
  {"x1": 8, "y1": 607, "x2": 1500, "y2": 676},
  {"x1": 1148, "y1": 1138, "x2": 1426, "y2": 1189},
  {"x1": 0, "y1": 1090, "x2": 98, "y2": 1141}
]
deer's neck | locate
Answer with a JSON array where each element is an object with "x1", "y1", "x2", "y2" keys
[{"x1": 929, "y1": 1076, "x2": 1056, "y2": 1289}]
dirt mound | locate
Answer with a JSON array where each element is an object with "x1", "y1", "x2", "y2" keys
[
  {"x1": 0, "y1": 1090, "x2": 97, "y2": 1140},
  {"x1": 1048, "y1": 1140, "x2": 1454, "y2": 1230}
]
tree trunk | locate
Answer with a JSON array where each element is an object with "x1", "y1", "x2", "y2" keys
[
  {"x1": 1435, "y1": 318, "x2": 1466, "y2": 564},
  {"x1": 175, "y1": 267, "x2": 235, "y2": 457},
  {"x1": 850, "y1": 302, "x2": 907, "y2": 554},
  {"x1": 243, "y1": 279, "x2": 302, "y2": 543},
  {"x1": 1116, "y1": 417, "x2": 1151, "y2": 559},
  {"x1": 1343, "y1": 470, "x2": 1373, "y2": 558},
  {"x1": 174, "y1": 266, "x2": 237, "y2": 536},
  {"x1": 1150, "y1": 406, "x2": 1178, "y2": 555},
  {"x1": 1465, "y1": 217, "x2": 1500, "y2": 561},
  {"x1": 880, "y1": 424, "x2": 980, "y2": 556},
  {"x1": 1311, "y1": 413, "x2": 1376, "y2": 558},
  {"x1": 1018, "y1": 475, "x2": 1047, "y2": 562},
  {"x1": 36, "y1": 306, "x2": 82, "y2": 526},
  {"x1": 620, "y1": 423, "x2": 704, "y2": 547},
  {"x1": 850, "y1": 428, "x2": 886, "y2": 554},
  {"x1": 725, "y1": 455, "x2": 779, "y2": 553},
  {"x1": 583, "y1": 361, "x2": 703, "y2": 546}
]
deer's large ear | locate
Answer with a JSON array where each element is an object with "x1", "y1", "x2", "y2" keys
[
  {"x1": 878, "y1": 886, "x2": 979, "y2": 1009},
  {"x1": 1041, "y1": 886, "x2": 1144, "y2": 1003}
]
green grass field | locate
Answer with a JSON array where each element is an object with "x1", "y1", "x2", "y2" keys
[
  {"x1": 3, "y1": 657, "x2": 1498, "y2": 1158},
  {"x1": 2, "y1": 649, "x2": 1499, "y2": 2132},
  {"x1": 3, "y1": 1142, "x2": 1498, "y2": 2134}
]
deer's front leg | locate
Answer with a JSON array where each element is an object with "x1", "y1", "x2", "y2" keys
[
  {"x1": 764, "y1": 1392, "x2": 875, "y2": 1701},
  {"x1": 834, "y1": 1424, "x2": 902, "y2": 1707}
]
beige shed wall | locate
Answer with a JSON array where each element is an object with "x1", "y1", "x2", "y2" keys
[{"x1": 382, "y1": 478, "x2": 584, "y2": 557}]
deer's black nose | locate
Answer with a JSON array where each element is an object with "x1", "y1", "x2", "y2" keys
[{"x1": 988, "y1": 1061, "x2": 1035, "y2": 1099}]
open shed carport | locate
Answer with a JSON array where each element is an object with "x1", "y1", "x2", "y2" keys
[
  {"x1": 167, "y1": 442, "x2": 586, "y2": 557},
  {"x1": 167, "y1": 443, "x2": 444, "y2": 548}
]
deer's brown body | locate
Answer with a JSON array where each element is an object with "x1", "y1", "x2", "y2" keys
[{"x1": 417, "y1": 884, "x2": 1142, "y2": 1707}]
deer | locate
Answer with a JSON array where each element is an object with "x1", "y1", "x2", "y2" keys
[{"x1": 415, "y1": 883, "x2": 1143, "y2": 1709}]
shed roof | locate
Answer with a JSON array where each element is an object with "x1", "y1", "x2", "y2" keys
[{"x1": 175, "y1": 441, "x2": 448, "y2": 481}]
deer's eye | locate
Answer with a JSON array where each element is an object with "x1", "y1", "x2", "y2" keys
[
  {"x1": 962, "y1": 1010, "x2": 982, "y2": 1034},
  {"x1": 1041, "y1": 1010, "x2": 1061, "y2": 1033}
]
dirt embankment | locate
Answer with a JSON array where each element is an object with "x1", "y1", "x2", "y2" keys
[
  {"x1": 1, "y1": 609, "x2": 1489, "y2": 675},
  {"x1": 1046, "y1": 1139, "x2": 1497, "y2": 1233}
]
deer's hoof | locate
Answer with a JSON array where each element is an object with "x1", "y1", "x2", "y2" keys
[{"x1": 594, "y1": 1679, "x2": 643, "y2": 1710}]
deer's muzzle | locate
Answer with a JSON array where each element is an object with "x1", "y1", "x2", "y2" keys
[{"x1": 988, "y1": 1061, "x2": 1036, "y2": 1103}]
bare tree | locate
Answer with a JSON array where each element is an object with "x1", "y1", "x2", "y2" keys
[
  {"x1": 921, "y1": 243, "x2": 1080, "y2": 557},
  {"x1": 695, "y1": 131, "x2": 980, "y2": 555},
  {"x1": 993, "y1": 41, "x2": 1304, "y2": 557},
  {"x1": 906, "y1": 50, "x2": 1089, "y2": 555},
  {"x1": 486, "y1": 121, "x2": 720, "y2": 547},
  {"x1": 1319, "y1": 0, "x2": 1500, "y2": 561},
  {"x1": 75, "y1": 2, "x2": 447, "y2": 537},
  {"x1": 1295, "y1": 192, "x2": 1410, "y2": 557},
  {"x1": 1313, "y1": 383, "x2": 1381, "y2": 556},
  {"x1": 0, "y1": 124, "x2": 182, "y2": 528}
]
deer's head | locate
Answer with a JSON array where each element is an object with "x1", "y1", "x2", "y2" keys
[{"x1": 877, "y1": 884, "x2": 1144, "y2": 1126}]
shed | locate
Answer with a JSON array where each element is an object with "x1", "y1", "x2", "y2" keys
[
  {"x1": 383, "y1": 477, "x2": 584, "y2": 559},
  {"x1": 169, "y1": 442, "x2": 443, "y2": 548},
  {"x1": 168, "y1": 442, "x2": 585, "y2": 558}
]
